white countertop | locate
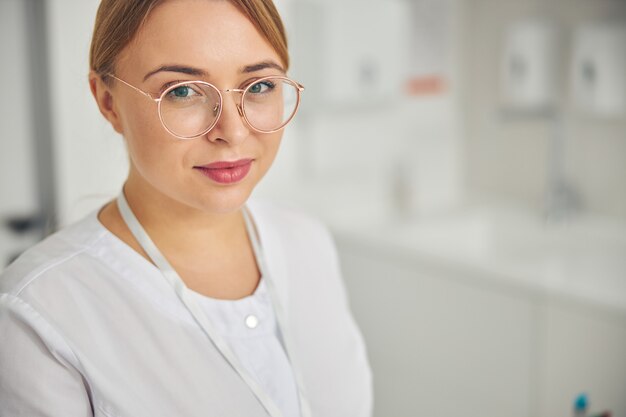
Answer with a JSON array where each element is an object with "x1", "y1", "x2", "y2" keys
[{"x1": 312, "y1": 200, "x2": 626, "y2": 316}]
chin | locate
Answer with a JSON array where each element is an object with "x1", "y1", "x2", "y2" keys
[{"x1": 195, "y1": 187, "x2": 254, "y2": 214}]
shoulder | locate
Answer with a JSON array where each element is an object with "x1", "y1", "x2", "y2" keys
[
  {"x1": 0, "y1": 208, "x2": 108, "y2": 298},
  {"x1": 245, "y1": 197, "x2": 345, "y2": 296},
  {"x1": 246, "y1": 197, "x2": 335, "y2": 248},
  {"x1": 247, "y1": 199, "x2": 335, "y2": 256}
]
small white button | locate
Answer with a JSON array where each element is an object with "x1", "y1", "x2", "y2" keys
[{"x1": 245, "y1": 314, "x2": 259, "y2": 329}]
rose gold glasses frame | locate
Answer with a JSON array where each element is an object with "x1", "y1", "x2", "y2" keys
[{"x1": 105, "y1": 73, "x2": 305, "y2": 139}]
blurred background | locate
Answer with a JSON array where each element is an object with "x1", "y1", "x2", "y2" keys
[{"x1": 1, "y1": 0, "x2": 625, "y2": 416}]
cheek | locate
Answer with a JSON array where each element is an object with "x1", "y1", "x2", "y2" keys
[
  {"x1": 259, "y1": 133, "x2": 283, "y2": 168},
  {"x1": 121, "y1": 103, "x2": 186, "y2": 174},
  {"x1": 119, "y1": 99, "x2": 161, "y2": 140}
]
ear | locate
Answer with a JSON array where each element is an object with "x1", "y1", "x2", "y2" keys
[{"x1": 89, "y1": 70, "x2": 124, "y2": 134}]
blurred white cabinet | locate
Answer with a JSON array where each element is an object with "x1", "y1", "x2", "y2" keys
[
  {"x1": 500, "y1": 19, "x2": 560, "y2": 110},
  {"x1": 538, "y1": 304, "x2": 626, "y2": 417},
  {"x1": 571, "y1": 24, "x2": 626, "y2": 117},
  {"x1": 336, "y1": 238, "x2": 533, "y2": 417},
  {"x1": 335, "y1": 236, "x2": 626, "y2": 417},
  {"x1": 285, "y1": 1, "x2": 409, "y2": 108}
]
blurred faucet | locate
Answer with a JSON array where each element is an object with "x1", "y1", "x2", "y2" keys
[{"x1": 544, "y1": 112, "x2": 582, "y2": 223}]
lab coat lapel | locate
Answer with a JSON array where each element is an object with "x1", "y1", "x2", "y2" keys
[
  {"x1": 245, "y1": 199, "x2": 291, "y2": 316},
  {"x1": 244, "y1": 198, "x2": 313, "y2": 417}
]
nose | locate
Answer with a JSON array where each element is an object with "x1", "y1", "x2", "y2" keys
[{"x1": 206, "y1": 92, "x2": 250, "y2": 145}]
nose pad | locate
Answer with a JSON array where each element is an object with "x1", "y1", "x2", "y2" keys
[{"x1": 208, "y1": 94, "x2": 249, "y2": 142}]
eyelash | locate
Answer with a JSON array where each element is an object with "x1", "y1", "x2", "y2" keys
[
  {"x1": 158, "y1": 77, "x2": 269, "y2": 94},
  {"x1": 159, "y1": 80, "x2": 186, "y2": 94}
]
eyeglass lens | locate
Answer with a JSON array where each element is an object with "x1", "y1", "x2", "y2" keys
[{"x1": 159, "y1": 77, "x2": 299, "y2": 138}]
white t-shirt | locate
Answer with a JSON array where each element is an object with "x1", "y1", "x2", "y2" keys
[
  {"x1": 0, "y1": 197, "x2": 373, "y2": 417},
  {"x1": 188, "y1": 276, "x2": 301, "y2": 417}
]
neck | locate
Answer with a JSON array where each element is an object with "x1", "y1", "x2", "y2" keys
[{"x1": 121, "y1": 174, "x2": 248, "y2": 260}]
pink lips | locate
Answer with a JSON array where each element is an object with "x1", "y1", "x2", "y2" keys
[{"x1": 194, "y1": 158, "x2": 253, "y2": 184}]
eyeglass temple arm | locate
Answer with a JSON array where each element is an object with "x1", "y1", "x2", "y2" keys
[{"x1": 106, "y1": 74, "x2": 159, "y2": 101}]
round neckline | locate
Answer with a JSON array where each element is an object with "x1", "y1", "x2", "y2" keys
[{"x1": 186, "y1": 275, "x2": 267, "y2": 304}]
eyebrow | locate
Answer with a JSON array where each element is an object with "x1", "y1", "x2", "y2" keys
[
  {"x1": 143, "y1": 60, "x2": 286, "y2": 82},
  {"x1": 241, "y1": 60, "x2": 285, "y2": 74},
  {"x1": 143, "y1": 65, "x2": 207, "y2": 82}
]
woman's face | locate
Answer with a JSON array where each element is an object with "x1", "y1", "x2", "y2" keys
[{"x1": 105, "y1": 0, "x2": 286, "y2": 214}]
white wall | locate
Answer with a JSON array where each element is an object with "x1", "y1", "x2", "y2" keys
[
  {"x1": 0, "y1": 0, "x2": 40, "y2": 265},
  {"x1": 0, "y1": 0, "x2": 38, "y2": 215},
  {"x1": 461, "y1": 0, "x2": 626, "y2": 218},
  {"x1": 46, "y1": 0, "x2": 127, "y2": 227}
]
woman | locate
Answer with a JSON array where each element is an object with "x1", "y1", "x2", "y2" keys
[{"x1": 0, "y1": 0, "x2": 373, "y2": 416}]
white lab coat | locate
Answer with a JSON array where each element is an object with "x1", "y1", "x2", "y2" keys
[{"x1": 0, "y1": 197, "x2": 373, "y2": 417}]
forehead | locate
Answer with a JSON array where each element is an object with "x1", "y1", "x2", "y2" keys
[{"x1": 117, "y1": 0, "x2": 281, "y2": 79}]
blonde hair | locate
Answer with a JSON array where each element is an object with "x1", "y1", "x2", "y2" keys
[{"x1": 89, "y1": 0, "x2": 289, "y2": 83}]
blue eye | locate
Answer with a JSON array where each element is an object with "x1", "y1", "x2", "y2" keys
[
  {"x1": 164, "y1": 84, "x2": 201, "y2": 100},
  {"x1": 248, "y1": 81, "x2": 275, "y2": 94},
  {"x1": 173, "y1": 86, "x2": 189, "y2": 97}
]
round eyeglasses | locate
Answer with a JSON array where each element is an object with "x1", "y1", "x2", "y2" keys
[{"x1": 106, "y1": 73, "x2": 305, "y2": 139}]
